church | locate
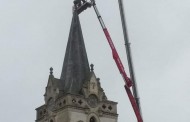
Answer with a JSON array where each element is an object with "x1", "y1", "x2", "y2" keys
[{"x1": 35, "y1": 7, "x2": 118, "y2": 122}]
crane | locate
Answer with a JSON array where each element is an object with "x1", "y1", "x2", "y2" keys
[
  {"x1": 73, "y1": 0, "x2": 143, "y2": 122},
  {"x1": 118, "y1": 0, "x2": 142, "y2": 117}
]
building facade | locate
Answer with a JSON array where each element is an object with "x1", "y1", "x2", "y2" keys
[{"x1": 35, "y1": 11, "x2": 118, "y2": 122}]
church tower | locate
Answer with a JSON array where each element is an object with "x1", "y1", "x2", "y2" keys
[{"x1": 35, "y1": 11, "x2": 118, "y2": 122}]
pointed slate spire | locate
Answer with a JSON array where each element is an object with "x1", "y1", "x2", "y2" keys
[{"x1": 60, "y1": 11, "x2": 90, "y2": 94}]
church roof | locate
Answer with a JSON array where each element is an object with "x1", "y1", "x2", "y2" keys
[{"x1": 60, "y1": 11, "x2": 90, "y2": 95}]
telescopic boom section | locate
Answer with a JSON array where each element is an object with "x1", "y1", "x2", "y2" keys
[
  {"x1": 118, "y1": 0, "x2": 142, "y2": 118},
  {"x1": 74, "y1": 0, "x2": 143, "y2": 122},
  {"x1": 91, "y1": 1, "x2": 132, "y2": 88},
  {"x1": 90, "y1": 1, "x2": 143, "y2": 122}
]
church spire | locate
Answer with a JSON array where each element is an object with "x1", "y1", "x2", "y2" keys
[{"x1": 60, "y1": 11, "x2": 90, "y2": 95}]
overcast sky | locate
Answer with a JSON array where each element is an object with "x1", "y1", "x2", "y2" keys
[{"x1": 0, "y1": 0, "x2": 190, "y2": 122}]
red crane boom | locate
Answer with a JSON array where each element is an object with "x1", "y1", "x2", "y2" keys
[
  {"x1": 91, "y1": 2, "x2": 143, "y2": 122},
  {"x1": 74, "y1": 0, "x2": 143, "y2": 122}
]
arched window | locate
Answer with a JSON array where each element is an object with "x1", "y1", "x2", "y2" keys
[
  {"x1": 50, "y1": 119, "x2": 53, "y2": 122},
  {"x1": 90, "y1": 117, "x2": 96, "y2": 122}
]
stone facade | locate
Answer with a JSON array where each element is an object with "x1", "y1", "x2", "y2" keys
[
  {"x1": 35, "y1": 8, "x2": 118, "y2": 122},
  {"x1": 36, "y1": 71, "x2": 118, "y2": 122}
]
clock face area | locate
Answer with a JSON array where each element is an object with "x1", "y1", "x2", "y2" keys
[{"x1": 87, "y1": 94, "x2": 99, "y2": 108}]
